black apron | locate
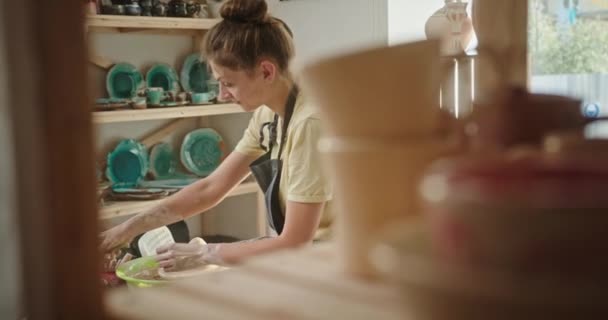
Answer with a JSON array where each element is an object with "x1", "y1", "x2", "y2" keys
[{"x1": 249, "y1": 86, "x2": 298, "y2": 235}]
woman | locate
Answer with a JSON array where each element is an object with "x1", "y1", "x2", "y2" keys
[{"x1": 100, "y1": 0, "x2": 333, "y2": 267}]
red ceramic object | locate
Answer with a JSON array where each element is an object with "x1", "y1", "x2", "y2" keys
[{"x1": 420, "y1": 154, "x2": 608, "y2": 276}]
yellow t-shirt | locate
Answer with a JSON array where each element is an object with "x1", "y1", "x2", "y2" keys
[{"x1": 235, "y1": 92, "x2": 333, "y2": 240}]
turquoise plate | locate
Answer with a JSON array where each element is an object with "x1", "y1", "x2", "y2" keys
[
  {"x1": 139, "y1": 176, "x2": 199, "y2": 189},
  {"x1": 105, "y1": 139, "x2": 149, "y2": 186},
  {"x1": 180, "y1": 53, "x2": 211, "y2": 93},
  {"x1": 146, "y1": 63, "x2": 181, "y2": 93},
  {"x1": 180, "y1": 128, "x2": 226, "y2": 177},
  {"x1": 147, "y1": 101, "x2": 188, "y2": 108},
  {"x1": 106, "y1": 63, "x2": 144, "y2": 99},
  {"x1": 149, "y1": 142, "x2": 177, "y2": 179}
]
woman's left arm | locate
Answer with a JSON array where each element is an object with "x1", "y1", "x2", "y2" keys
[{"x1": 218, "y1": 200, "x2": 324, "y2": 264}]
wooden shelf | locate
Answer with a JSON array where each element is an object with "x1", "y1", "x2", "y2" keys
[
  {"x1": 86, "y1": 14, "x2": 221, "y2": 31},
  {"x1": 99, "y1": 181, "x2": 259, "y2": 219},
  {"x1": 93, "y1": 103, "x2": 244, "y2": 123}
]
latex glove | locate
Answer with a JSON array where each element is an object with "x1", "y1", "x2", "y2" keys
[
  {"x1": 100, "y1": 224, "x2": 133, "y2": 252},
  {"x1": 155, "y1": 238, "x2": 224, "y2": 270}
]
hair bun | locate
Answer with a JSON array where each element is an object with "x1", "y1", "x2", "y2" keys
[{"x1": 220, "y1": 0, "x2": 268, "y2": 23}]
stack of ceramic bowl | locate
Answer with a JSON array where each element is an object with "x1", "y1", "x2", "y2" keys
[
  {"x1": 301, "y1": 40, "x2": 461, "y2": 278},
  {"x1": 372, "y1": 154, "x2": 608, "y2": 319}
]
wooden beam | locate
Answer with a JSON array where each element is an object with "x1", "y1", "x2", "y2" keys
[
  {"x1": 140, "y1": 118, "x2": 187, "y2": 148},
  {"x1": 3, "y1": 0, "x2": 104, "y2": 319},
  {"x1": 89, "y1": 54, "x2": 114, "y2": 70},
  {"x1": 472, "y1": 0, "x2": 528, "y2": 102}
]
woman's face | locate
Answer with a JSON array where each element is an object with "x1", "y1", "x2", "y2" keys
[{"x1": 209, "y1": 61, "x2": 268, "y2": 112}]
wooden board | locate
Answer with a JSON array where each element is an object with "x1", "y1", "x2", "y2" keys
[
  {"x1": 99, "y1": 182, "x2": 259, "y2": 219},
  {"x1": 93, "y1": 103, "x2": 244, "y2": 123},
  {"x1": 106, "y1": 244, "x2": 413, "y2": 320},
  {"x1": 87, "y1": 15, "x2": 221, "y2": 31}
]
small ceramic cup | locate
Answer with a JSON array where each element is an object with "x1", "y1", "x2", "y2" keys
[
  {"x1": 146, "y1": 87, "x2": 165, "y2": 105},
  {"x1": 125, "y1": 3, "x2": 142, "y2": 16},
  {"x1": 190, "y1": 92, "x2": 213, "y2": 104},
  {"x1": 130, "y1": 97, "x2": 147, "y2": 110}
]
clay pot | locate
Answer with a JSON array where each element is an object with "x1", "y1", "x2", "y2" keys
[{"x1": 300, "y1": 40, "x2": 443, "y2": 138}]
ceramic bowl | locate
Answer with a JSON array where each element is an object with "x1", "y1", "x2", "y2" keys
[
  {"x1": 419, "y1": 154, "x2": 608, "y2": 275},
  {"x1": 372, "y1": 221, "x2": 608, "y2": 320}
]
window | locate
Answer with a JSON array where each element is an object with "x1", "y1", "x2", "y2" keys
[{"x1": 529, "y1": 0, "x2": 608, "y2": 134}]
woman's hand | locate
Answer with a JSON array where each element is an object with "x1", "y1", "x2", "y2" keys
[
  {"x1": 154, "y1": 238, "x2": 224, "y2": 269},
  {"x1": 100, "y1": 224, "x2": 133, "y2": 252}
]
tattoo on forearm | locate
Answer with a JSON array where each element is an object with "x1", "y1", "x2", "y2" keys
[{"x1": 131, "y1": 204, "x2": 177, "y2": 235}]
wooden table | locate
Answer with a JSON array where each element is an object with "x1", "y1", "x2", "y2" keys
[{"x1": 106, "y1": 243, "x2": 412, "y2": 319}]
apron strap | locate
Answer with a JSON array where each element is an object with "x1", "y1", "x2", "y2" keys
[
  {"x1": 276, "y1": 85, "x2": 299, "y2": 159},
  {"x1": 257, "y1": 85, "x2": 299, "y2": 156}
]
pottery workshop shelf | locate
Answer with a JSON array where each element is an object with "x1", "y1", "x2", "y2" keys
[
  {"x1": 93, "y1": 103, "x2": 244, "y2": 123},
  {"x1": 86, "y1": 15, "x2": 221, "y2": 32},
  {"x1": 99, "y1": 181, "x2": 259, "y2": 219}
]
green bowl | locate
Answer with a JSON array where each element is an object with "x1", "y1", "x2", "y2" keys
[{"x1": 115, "y1": 256, "x2": 168, "y2": 288}]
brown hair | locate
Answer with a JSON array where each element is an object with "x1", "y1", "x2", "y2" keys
[{"x1": 202, "y1": 0, "x2": 294, "y2": 73}]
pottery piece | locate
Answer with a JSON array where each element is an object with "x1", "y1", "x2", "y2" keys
[
  {"x1": 139, "y1": 176, "x2": 199, "y2": 189},
  {"x1": 147, "y1": 100, "x2": 188, "y2": 108},
  {"x1": 168, "y1": 0, "x2": 189, "y2": 17},
  {"x1": 146, "y1": 63, "x2": 181, "y2": 94},
  {"x1": 420, "y1": 154, "x2": 608, "y2": 275},
  {"x1": 462, "y1": 87, "x2": 584, "y2": 151},
  {"x1": 425, "y1": 0, "x2": 474, "y2": 55},
  {"x1": 101, "y1": 4, "x2": 126, "y2": 15},
  {"x1": 300, "y1": 40, "x2": 441, "y2": 138},
  {"x1": 139, "y1": 0, "x2": 153, "y2": 16},
  {"x1": 95, "y1": 98, "x2": 131, "y2": 111},
  {"x1": 145, "y1": 87, "x2": 165, "y2": 105},
  {"x1": 180, "y1": 53, "x2": 211, "y2": 93},
  {"x1": 105, "y1": 139, "x2": 149, "y2": 186},
  {"x1": 108, "y1": 187, "x2": 172, "y2": 201},
  {"x1": 186, "y1": 1, "x2": 201, "y2": 17},
  {"x1": 206, "y1": 0, "x2": 223, "y2": 18},
  {"x1": 106, "y1": 63, "x2": 144, "y2": 99},
  {"x1": 149, "y1": 142, "x2": 177, "y2": 179},
  {"x1": 180, "y1": 128, "x2": 226, "y2": 176},
  {"x1": 152, "y1": 1, "x2": 167, "y2": 16},
  {"x1": 125, "y1": 2, "x2": 142, "y2": 15},
  {"x1": 372, "y1": 221, "x2": 608, "y2": 320},
  {"x1": 130, "y1": 97, "x2": 147, "y2": 109},
  {"x1": 190, "y1": 92, "x2": 214, "y2": 104},
  {"x1": 317, "y1": 137, "x2": 458, "y2": 278}
]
